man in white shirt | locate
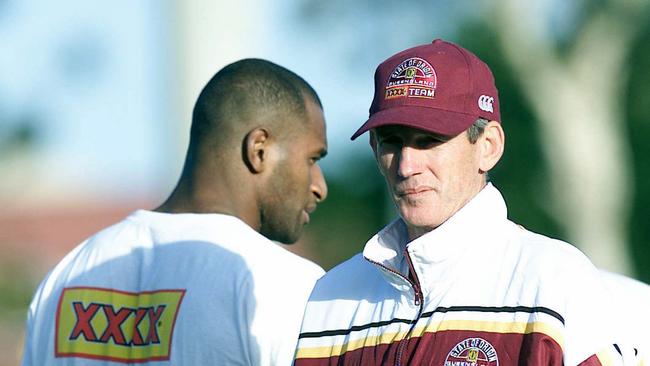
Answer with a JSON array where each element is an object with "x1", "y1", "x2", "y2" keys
[{"x1": 22, "y1": 58, "x2": 328, "y2": 365}]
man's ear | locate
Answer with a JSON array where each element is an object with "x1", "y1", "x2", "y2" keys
[
  {"x1": 243, "y1": 127, "x2": 271, "y2": 174},
  {"x1": 478, "y1": 121, "x2": 505, "y2": 173}
]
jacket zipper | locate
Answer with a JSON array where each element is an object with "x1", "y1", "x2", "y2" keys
[
  {"x1": 395, "y1": 248, "x2": 424, "y2": 366},
  {"x1": 404, "y1": 248, "x2": 423, "y2": 306},
  {"x1": 366, "y1": 249, "x2": 424, "y2": 366}
]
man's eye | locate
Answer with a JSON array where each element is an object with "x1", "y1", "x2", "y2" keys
[
  {"x1": 415, "y1": 138, "x2": 436, "y2": 148},
  {"x1": 379, "y1": 136, "x2": 401, "y2": 145},
  {"x1": 415, "y1": 136, "x2": 444, "y2": 149}
]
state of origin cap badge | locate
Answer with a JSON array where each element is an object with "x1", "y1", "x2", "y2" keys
[{"x1": 384, "y1": 57, "x2": 437, "y2": 100}]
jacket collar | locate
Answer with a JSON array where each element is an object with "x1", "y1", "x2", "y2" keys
[{"x1": 363, "y1": 183, "x2": 509, "y2": 291}]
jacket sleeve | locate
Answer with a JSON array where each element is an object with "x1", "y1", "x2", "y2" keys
[{"x1": 556, "y1": 255, "x2": 625, "y2": 365}]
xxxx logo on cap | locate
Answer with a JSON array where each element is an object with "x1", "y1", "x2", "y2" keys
[{"x1": 384, "y1": 57, "x2": 437, "y2": 100}]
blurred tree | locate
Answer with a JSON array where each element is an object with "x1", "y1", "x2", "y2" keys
[
  {"x1": 0, "y1": 122, "x2": 37, "y2": 153},
  {"x1": 0, "y1": 110, "x2": 41, "y2": 203},
  {"x1": 491, "y1": 0, "x2": 649, "y2": 275},
  {"x1": 0, "y1": 261, "x2": 36, "y2": 325},
  {"x1": 626, "y1": 19, "x2": 650, "y2": 282}
]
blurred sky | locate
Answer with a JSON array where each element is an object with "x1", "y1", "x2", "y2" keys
[
  {"x1": 0, "y1": 0, "x2": 171, "y2": 203},
  {"x1": 0, "y1": 0, "x2": 576, "y2": 207}
]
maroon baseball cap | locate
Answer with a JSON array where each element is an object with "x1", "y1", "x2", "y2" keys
[{"x1": 351, "y1": 39, "x2": 500, "y2": 140}]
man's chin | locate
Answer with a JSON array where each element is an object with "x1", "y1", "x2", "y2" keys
[
  {"x1": 278, "y1": 234, "x2": 300, "y2": 245},
  {"x1": 400, "y1": 212, "x2": 442, "y2": 231},
  {"x1": 265, "y1": 228, "x2": 301, "y2": 245},
  {"x1": 399, "y1": 204, "x2": 433, "y2": 221}
]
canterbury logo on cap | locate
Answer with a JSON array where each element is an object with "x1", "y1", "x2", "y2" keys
[{"x1": 478, "y1": 95, "x2": 494, "y2": 112}]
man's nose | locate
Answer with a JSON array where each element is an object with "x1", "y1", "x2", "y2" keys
[
  {"x1": 397, "y1": 146, "x2": 421, "y2": 178},
  {"x1": 311, "y1": 165, "x2": 328, "y2": 202}
]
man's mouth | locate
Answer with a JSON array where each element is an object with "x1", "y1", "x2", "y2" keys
[
  {"x1": 305, "y1": 204, "x2": 317, "y2": 214},
  {"x1": 397, "y1": 186, "x2": 433, "y2": 197},
  {"x1": 302, "y1": 204, "x2": 317, "y2": 224}
]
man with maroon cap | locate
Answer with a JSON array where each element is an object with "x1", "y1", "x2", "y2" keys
[{"x1": 293, "y1": 40, "x2": 630, "y2": 365}]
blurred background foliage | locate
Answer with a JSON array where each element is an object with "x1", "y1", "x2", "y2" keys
[
  {"x1": 627, "y1": 21, "x2": 650, "y2": 283},
  {"x1": 299, "y1": 0, "x2": 650, "y2": 282},
  {"x1": 0, "y1": 0, "x2": 648, "y2": 364}
]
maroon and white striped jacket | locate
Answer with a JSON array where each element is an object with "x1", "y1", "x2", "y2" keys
[{"x1": 294, "y1": 184, "x2": 628, "y2": 366}]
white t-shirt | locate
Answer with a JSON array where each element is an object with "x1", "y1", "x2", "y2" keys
[{"x1": 22, "y1": 210, "x2": 324, "y2": 365}]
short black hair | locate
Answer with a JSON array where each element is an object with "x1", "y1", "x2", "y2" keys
[{"x1": 188, "y1": 58, "x2": 321, "y2": 155}]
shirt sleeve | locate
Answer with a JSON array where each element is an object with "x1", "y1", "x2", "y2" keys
[{"x1": 20, "y1": 305, "x2": 34, "y2": 366}]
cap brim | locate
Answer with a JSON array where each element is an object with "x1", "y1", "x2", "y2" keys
[{"x1": 350, "y1": 106, "x2": 478, "y2": 140}]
